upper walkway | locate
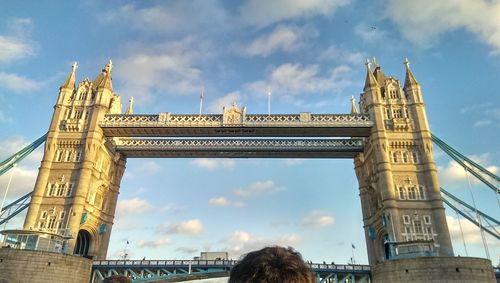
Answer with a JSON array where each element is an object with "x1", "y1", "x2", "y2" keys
[{"x1": 99, "y1": 113, "x2": 373, "y2": 137}]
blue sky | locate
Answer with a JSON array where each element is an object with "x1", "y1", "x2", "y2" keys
[{"x1": 0, "y1": 0, "x2": 499, "y2": 265}]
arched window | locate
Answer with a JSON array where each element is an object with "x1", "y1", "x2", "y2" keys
[
  {"x1": 398, "y1": 186, "x2": 406, "y2": 200},
  {"x1": 408, "y1": 187, "x2": 417, "y2": 200}
]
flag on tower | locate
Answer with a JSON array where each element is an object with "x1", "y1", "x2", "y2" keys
[{"x1": 351, "y1": 244, "x2": 355, "y2": 249}]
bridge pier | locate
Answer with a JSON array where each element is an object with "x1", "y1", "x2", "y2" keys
[
  {"x1": 371, "y1": 257, "x2": 495, "y2": 283},
  {"x1": 0, "y1": 248, "x2": 92, "y2": 283}
]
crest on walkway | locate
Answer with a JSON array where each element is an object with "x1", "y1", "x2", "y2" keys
[{"x1": 223, "y1": 103, "x2": 246, "y2": 125}]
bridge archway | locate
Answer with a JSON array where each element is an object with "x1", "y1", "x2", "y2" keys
[{"x1": 74, "y1": 229, "x2": 92, "y2": 257}]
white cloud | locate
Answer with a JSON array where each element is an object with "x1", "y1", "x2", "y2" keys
[
  {"x1": 0, "y1": 72, "x2": 41, "y2": 92},
  {"x1": 300, "y1": 210, "x2": 335, "y2": 228},
  {"x1": 0, "y1": 18, "x2": 35, "y2": 63},
  {"x1": 240, "y1": 0, "x2": 350, "y2": 27},
  {"x1": 473, "y1": 120, "x2": 492, "y2": 127},
  {"x1": 0, "y1": 110, "x2": 13, "y2": 124},
  {"x1": 318, "y1": 45, "x2": 366, "y2": 65},
  {"x1": 116, "y1": 198, "x2": 154, "y2": 216},
  {"x1": 136, "y1": 161, "x2": 161, "y2": 174},
  {"x1": 233, "y1": 180, "x2": 284, "y2": 198},
  {"x1": 137, "y1": 238, "x2": 171, "y2": 249},
  {"x1": 101, "y1": 1, "x2": 228, "y2": 35},
  {"x1": 247, "y1": 63, "x2": 351, "y2": 97},
  {"x1": 354, "y1": 23, "x2": 387, "y2": 43},
  {"x1": 159, "y1": 219, "x2": 204, "y2": 235},
  {"x1": 208, "y1": 197, "x2": 245, "y2": 208},
  {"x1": 438, "y1": 153, "x2": 498, "y2": 186},
  {"x1": 115, "y1": 38, "x2": 211, "y2": 101},
  {"x1": 224, "y1": 230, "x2": 302, "y2": 258},
  {"x1": 191, "y1": 158, "x2": 236, "y2": 170},
  {"x1": 207, "y1": 92, "x2": 242, "y2": 114},
  {"x1": 0, "y1": 165, "x2": 37, "y2": 200},
  {"x1": 235, "y1": 25, "x2": 317, "y2": 57},
  {"x1": 385, "y1": 0, "x2": 500, "y2": 53},
  {"x1": 446, "y1": 215, "x2": 499, "y2": 246}
]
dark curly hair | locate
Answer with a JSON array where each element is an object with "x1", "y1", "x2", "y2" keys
[{"x1": 229, "y1": 246, "x2": 314, "y2": 283}]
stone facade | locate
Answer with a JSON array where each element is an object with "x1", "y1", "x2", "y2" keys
[
  {"x1": 0, "y1": 248, "x2": 92, "y2": 283},
  {"x1": 354, "y1": 59, "x2": 453, "y2": 265},
  {"x1": 371, "y1": 257, "x2": 496, "y2": 283},
  {"x1": 23, "y1": 61, "x2": 127, "y2": 259}
]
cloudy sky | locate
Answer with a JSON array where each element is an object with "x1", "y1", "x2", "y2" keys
[{"x1": 0, "y1": 0, "x2": 499, "y2": 265}]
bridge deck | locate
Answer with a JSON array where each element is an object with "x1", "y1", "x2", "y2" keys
[{"x1": 100, "y1": 114, "x2": 373, "y2": 137}]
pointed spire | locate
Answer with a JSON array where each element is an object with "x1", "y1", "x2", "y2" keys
[
  {"x1": 125, "y1": 97, "x2": 134, "y2": 115},
  {"x1": 403, "y1": 58, "x2": 419, "y2": 89},
  {"x1": 60, "y1": 62, "x2": 77, "y2": 90},
  {"x1": 372, "y1": 57, "x2": 386, "y2": 85},
  {"x1": 364, "y1": 59, "x2": 379, "y2": 91},
  {"x1": 95, "y1": 59, "x2": 113, "y2": 90},
  {"x1": 350, "y1": 96, "x2": 359, "y2": 114}
]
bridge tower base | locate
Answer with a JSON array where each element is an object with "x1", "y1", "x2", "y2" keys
[
  {"x1": 0, "y1": 249, "x2": 92, "y2": 283},
  {"x1": 371, "y1": 257, "x2": 495, "y2": 283}
]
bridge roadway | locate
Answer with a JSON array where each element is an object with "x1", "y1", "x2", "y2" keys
[{"x1": 92, "y1": 259, "x2": 372, "y2": 283}]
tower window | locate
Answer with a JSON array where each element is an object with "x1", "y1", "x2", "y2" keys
[
  {"x1": 67, "y1": 183, "x2": 74, "y2": 196},
  {"x1": 414, "y1": 220, "x2": 423, "y2": 234},
  {"x1": 74, "y1": 110, "x2": 83, "y2": 119},
  {"x1": 412, "y1": 151, "x2": 420, "y2": 163},
  {"x1": 424, "y1": 215, "x2": 431, "y2": 225},
  {"x1": 41, "y1": 211, "x2": 47, "y2": 219},
  {"x1": 398, "y1": 186, "x2": 406, "y2": 200},
  {"x1": 393, "y1": 109, "x2": 403, "y2": 118},
  {"x1": 408, "y1": 187, "x2": 417, "y2": 200},
  {"x1": 403, "y1": 215, "x2": 410, "y2": 224},
  {"x1": 55, "y1": 150, "x2": 63, "y2": 162},
  {"x1": 402, "y1": 152, "x2": 409, "y2": 163},
  {"x1": 392, "y1": 152, "x2": 399, "y2": 163},
  {"x1": 418, "y1": 186, "x2": 426, "y2": 200},
  {"x1": 47, "y1": 217, "x2": 56, "y2": 229}
]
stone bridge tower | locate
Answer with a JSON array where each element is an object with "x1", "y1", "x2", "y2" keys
[
  {"x1": 354, "y1": 59, "x2": 454, "y2": 265},
  {"x1": 23, "y1": 61, "x2": 127, "y2": 259}
]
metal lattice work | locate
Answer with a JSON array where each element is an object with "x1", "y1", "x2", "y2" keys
[
  {"x1": 100, "y1": 113, "x2": 373, "y2": 138},
  {"x1": 0, "y1": 191, "x2": 33, "y2": 225},
  {"x1": 113, "y1": 138, "x2": 365, "y2": 158},
  {"x1": 91, "y1": 260, "x2": 371, "y2": 283}
]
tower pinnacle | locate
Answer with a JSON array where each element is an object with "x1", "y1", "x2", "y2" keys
[
  {"x1": 350, "y1": 96, "x2": 359, "y2": 114},
  {"x1": 125, "y1": 97, "x2": 134, "y2": 115},
  {"x1": 403, "y1": 58, "x2": 419, "y2": 89},
  {"x1": 95, "y1": 60, "x2": 113, "y2": 90},
  {"x1": 60, "y1": 62, "x2": 77, "y2": 90},
  {"x1": 364, "y1": 59, "x2": 379, "y2": 91}
]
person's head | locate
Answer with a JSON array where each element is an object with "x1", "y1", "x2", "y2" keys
[
  {"x1": 229, "y1": 246, "x2": 314, "y2": 283},
  {"x1": 103, "y1": 275, "x2": 132, "y2": 283}
]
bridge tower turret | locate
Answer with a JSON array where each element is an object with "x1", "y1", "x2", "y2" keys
[
  {"x1": 23, "y1": 61, "x2": 127, "y2": 259},
  {"x1": 354, "y1": 59, "x2": 453, "y2": 265}
]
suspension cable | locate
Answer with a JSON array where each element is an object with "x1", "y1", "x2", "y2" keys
[
  {"x1": 455, "y1": 210, "x2": 468, "y2": 256},
  {"x1": 465, "y1": 169, "x2": 490, "y2": 260}
]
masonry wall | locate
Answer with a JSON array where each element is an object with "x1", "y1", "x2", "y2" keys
[
  {"x1": 0, "y1": 249, "x2": 92, "y2": 283},
  {"x1": 372, "y1": 256, "x2": 495, "y2": 283}
]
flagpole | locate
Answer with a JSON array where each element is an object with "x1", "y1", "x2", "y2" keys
[
  {"x1": 199, "y1": 86, "x2": 204, "y2": 116},
  {"x1": 351, "y1": 244, "x2": 355, "y2": 264},
  {"x1": 267, "y1": 88, "x2": 271, "y2": 116}
]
